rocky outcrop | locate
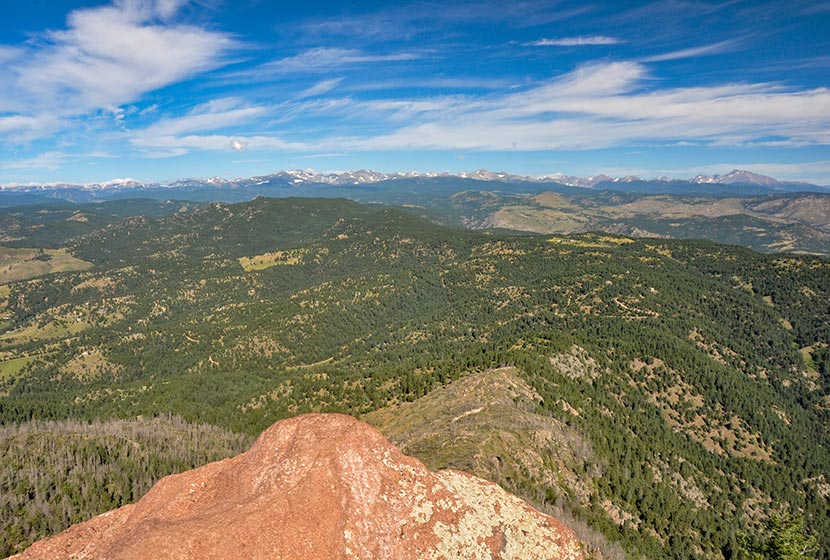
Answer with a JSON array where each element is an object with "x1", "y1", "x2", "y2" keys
[{"x1": 13, "y1": 413, "x2": 583, "y2": 560}]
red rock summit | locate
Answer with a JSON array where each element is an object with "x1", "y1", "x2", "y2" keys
[{"x1": 13, "y1": 413, "x2": 584, "y2": 560}]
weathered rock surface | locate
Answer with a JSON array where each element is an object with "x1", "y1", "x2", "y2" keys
[{"x1": 12, "y1": 413, "x2": 583, "y2": 560}]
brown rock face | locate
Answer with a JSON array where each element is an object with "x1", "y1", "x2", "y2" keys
[{"x1": 12, "y1": 414, "x2": 583, "y2": 560}]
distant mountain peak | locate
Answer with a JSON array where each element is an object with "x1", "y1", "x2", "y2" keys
[{"x1": 692, "y1": 169, "x2": 781, "y2": 186}]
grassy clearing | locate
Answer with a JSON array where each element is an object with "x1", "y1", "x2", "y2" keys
[
  {"x1": 799, "y1": 346, "x2": 820, "y2": 377},
  {"x1": 60, "y1": 348, "x2": 123, "y2": 382},
  {"x1": 0, "y1": 320, "x2": 86, "y2": 345},
  {"x1": 595, "y1": 235, "x2": 635, "y2": 245},
  {"x1": 532, "y1": 192, "x2": 580, "y2": 209},
  {"x1": 548, "y1": 237, "x2": 614, "y2": 249},
  {"x1": 0, "y1": 354, "x2": 44, "y2": 381},
  {"x1": 0, "y1": 248, "x2": 92, "y2": 284},
  {"x1": 238, "y1": 249, "x2": 307, "y2": 271},
  {"x1": 489, "y1": 207, "x2": 588, "y2": 234}
]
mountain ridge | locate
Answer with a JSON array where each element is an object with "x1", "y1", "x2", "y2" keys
[{"x1": 1, "y1": 168, "x2": 826, "y2": 195}]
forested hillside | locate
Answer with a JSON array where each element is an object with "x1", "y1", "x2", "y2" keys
[
  {"x1": 0, "y1": 416, "x2": 251, "y2": 557},
  {"x1": 0, "y1": 197, "x2": 827, "y2": 559}
]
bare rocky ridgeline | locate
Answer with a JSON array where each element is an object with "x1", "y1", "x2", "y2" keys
[{"x1": 12, "y1": 414, "x2": 584, "y2": 560}]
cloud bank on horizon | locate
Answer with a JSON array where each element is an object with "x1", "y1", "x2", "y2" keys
[{"x1": 0, "y1": 0, "x2": 829, "y2": 184}]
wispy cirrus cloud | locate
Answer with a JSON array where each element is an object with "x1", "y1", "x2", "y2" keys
[
  {"x1": 224, "y1": 48, "x2": 421, "y2": 82},
  {"x1": 135, "y1": 98, "x2": 267, "y2": 137},
  {"x1": 528, "y1": 36, "x2": 622, "y2": 46},
  {"x1": 297, "y1": 78, "x2": 345, "y2": 99},
  {"x1": 342, "y1": 77, "x2": 516, "y2": 94},
  {"x1": 755, "y1": 55, "x2": 830, "y2": 72},
  {"x1": 800, "y1": 2, "x2": 830, "y2": 15},
  {"x1": 134, "y1": 134, "x2": 305, "y2": 159},
  {"x1": 128, "y1": 97, "x2": 306, "y2": 156},
  {"x1": 607, "y1": 1, "x2": 737, "y2": 30},
  {"x1": 640, "y1": 39, "x2": 744, "y2": 62},
  {"x1": 290, "y1": 1, "x2": 588, "y2": 42},
  {"x1": 326, "y1": 62, "x2": 830, "y2": 152},
  {"x1": 129, "y1": 60, "x2": 830, "y2": 158},
  {"x1": 0, "y1": 151, "x2": 69, "y2": 170}
]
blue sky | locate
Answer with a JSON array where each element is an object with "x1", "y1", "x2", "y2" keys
[{"x1": 0, "y1": 0, "x2": 829, "y2": 185}]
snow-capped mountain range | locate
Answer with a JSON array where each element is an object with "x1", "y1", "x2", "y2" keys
[
  {"x1": 535, "y1": 169, "x2": 820, "y2": 189},
  {"x1": 173, "y1": 168, "x2": 821, "y2": 190},
  {"x1": 0, "y1": 169, "x2": 825, "y2": 204},
  {"x1": 3, "y1": 168, "x2": 823, "y2": 190}
]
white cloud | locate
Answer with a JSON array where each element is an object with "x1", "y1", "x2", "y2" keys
[
  {"x1": 137, "y1": 98, "x2": 267, "y2": 137},
  {"x1": 226, "y1": 48, "x2": 421, "y2": 81},
  {"x1": 358, "y1": 96, "x2": 472, "y2": 121},
  {"x1": 21, "y1": 1, "x2": 235, "y2": 110},
  {"x1": 108, "y1": 0, "x2": 188, "y2": 21},
  {"x1": 518, "y1": 61, "x2": 645, "y2": 100},
  {"x1": 0, "y1": 115, "x2": 51, "y2": 135},
  {"x1": 321, "y1": 62, "x2": 830, "y2": 152},
  {"x1": 640, "y1": 39, "x2": 743, "y2": 62},
  {"x1": 291, "y1": 1, "x2": 586, "y2": 41},
  {"x1": 297, "y1": 78, "x2": 345, "y2": 99},
  {"x1": 109, "y1": 61, "x2": 830, "y2": 161},
  {"x1": 129, "y1": 98, "x2": 286, "y2": 155},
  {"x1": 146, "y1": 0, "x2": 188, "y2": 20},
  {"x1": 127, "y1": 61, "x2": 830, "y2": 158},
  {"x1": 0, "y1": 0, "x2": 236, "y2": 142},
  {"x1": 345, "y1": 77, "x2": 513, "y2": 92},
  {"x1": 0, "y1": 46, "x2": 23, "y2": 64},
  {"x1": 138, "y1": 134, "x2": 305, "y2": 156},
  {"x1": 0, "y1": 151, "x2": 68, "y2": 170},
  {"x1": 529, "y1": 36, "x2": 622, "y2": 46},
  {"x1": 0, "y1": 114, "x2": 64, "y2": 143}
]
